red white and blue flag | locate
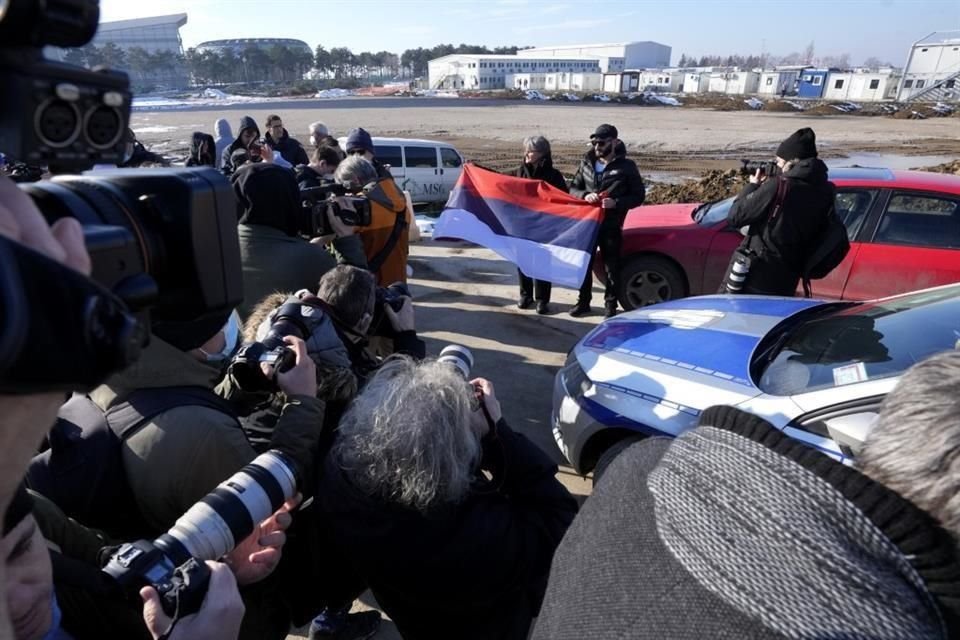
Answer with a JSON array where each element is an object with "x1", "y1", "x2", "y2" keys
[{"x1": 433, "y1": 165, "x2": 602, "y2": 288}]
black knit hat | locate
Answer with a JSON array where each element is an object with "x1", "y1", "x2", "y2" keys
[
  {"x1": 776, "y1": 128, "x2": 818, "y2": 160},
  {"x1": 590, "y1": 124, "x2": 618, "y2": 140}
]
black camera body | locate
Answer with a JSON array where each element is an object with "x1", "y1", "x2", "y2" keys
[
  {"x1": 741, "y1": 159, "x2": 781, "y2": 178},
  {"x1": 104, "y1": 540, "x2": 210, "y2": 618},
  {"x1": 300, "y1": 181, "x2": 372, "y2": 236}
]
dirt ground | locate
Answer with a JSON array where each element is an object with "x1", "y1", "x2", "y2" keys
[{"x1": 131, "y1": 97, "x2": 960, "y2": 180}]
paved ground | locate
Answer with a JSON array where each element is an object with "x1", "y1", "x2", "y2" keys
[{"x1": 287, "y1": 239, "x2": 601, "y2": 638}]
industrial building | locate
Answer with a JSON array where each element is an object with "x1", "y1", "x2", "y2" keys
[
  {"x1": 428, "y1": 54, "x2": 601, "y2": 90},
  {"x1": 88, "y1": 13, "x2": 189, "y2": 87},
  {"x1": 897, "y1": 31, "x2": 960, "y2": 102},
  {"x1": 518, "y1": 42, "x2": 671, "y2": 72}
]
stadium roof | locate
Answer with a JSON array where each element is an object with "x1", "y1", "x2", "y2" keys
[{"x1": 97, "y1": 13, "x2": 187, "y2": 31}]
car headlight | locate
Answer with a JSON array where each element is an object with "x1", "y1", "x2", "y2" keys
[{"x1": 560, "y1": 355, "x2": 590, "y2": 398}]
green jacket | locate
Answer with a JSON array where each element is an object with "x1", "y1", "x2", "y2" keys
[
  {"x1": 238, "y1": 224, "x2": 368, "y2": 319},
  {"x1": 90, "y1": 336, "x2": 324, "y2": 535}
]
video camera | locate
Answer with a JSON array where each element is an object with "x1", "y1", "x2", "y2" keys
[
  {"x1": 0, "y1": 1, "x2": 243, "y2": 394},
  {"x1": 740, "y1": 159, "x2": 781, "y2": 178},
  {"x1": 300, "y1": 180, "x2": 372, "y2": 236}
]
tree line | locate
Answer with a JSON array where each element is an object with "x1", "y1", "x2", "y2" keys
[{"x1": 675, "y1": 42, "x2": 889, "y2": 71}]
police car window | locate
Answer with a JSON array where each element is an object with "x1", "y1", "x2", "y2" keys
[
  {"x1": 405, "y1": 146, "x2": 438, "y2": 168},
  {"x1": 440, "y1": 148, "x2": 462, "y2": 169},
  {"x1": 374, "y1": 145, "x2": 402, "y2": 168},
  {"x1": 874, "y1": 194, "x2": 960, "y2": 248},
  {"x1": 754, "y1": 285, "x2": 960, "y2": 395},
  {"x1": 834, "y1": 189, "x2": 877, "y2": 239}
]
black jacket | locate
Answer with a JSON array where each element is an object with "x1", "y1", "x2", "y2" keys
[
  {"x1": 569, "y1": 151, "x2": 645, "y2": 223},
  {"x1": 317, "y1": 420, "x2": 579, "y2": 640},
  {"x1": 265, "y1": 128, "x2": 309, "y2": 167},
  {"x1": 295, "y1": 165, "x2": 329, "y2": 190},
  {"x1": 513, "y1": 157, "x2": 568, "y2": 193},
  {"x1": 727, "y1": 158, "x2": 834, "y2": 295},
  {"x1": 221, "y1": 116, "x2": 260, "y2": 175},
  {"x1": 186, "y1": 132, "x2": 216, "y2": 167}
]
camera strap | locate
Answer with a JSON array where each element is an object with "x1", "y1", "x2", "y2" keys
[{"x1": 767, "y1": 176, "x2": 789, "y2": 221}]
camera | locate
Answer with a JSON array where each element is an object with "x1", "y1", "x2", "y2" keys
[
  {"x1": 104, "y1": 450, "x2": 298, "y2": 618},
  {"x1": 0, "y1": 1, "x2": 244, "y2": 394},
  {"x1": 741, "y1": 159, "x2": 780, "y2": 178},
  {"x1": 227, "y1": 297, "x2": 331, "y2": 392},
  {"x1": 300, "y1": 181, "x2": 372, "y2": 236},
  {"x1": 438, "y1": 344, "x2": 474, "y2": 379},
  {"x1": 367, "y1": 282, "x2": 412, "y2": 339}
]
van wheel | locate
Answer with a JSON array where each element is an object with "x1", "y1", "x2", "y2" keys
[
  {"x1": 619, "y1": 256, "x2": 686, "y2": 311},
  {"x1": 593, "y1": 436, "x2": 644, "y2": 486}
]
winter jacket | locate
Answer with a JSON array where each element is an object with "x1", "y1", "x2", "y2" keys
[
  {"x1": 221, "y1": 116, "x2": 260, "y2": 175},
  {"x1": 569, "y1": 150, "x2": 645, "y2": 226},
  {"x1": 186, "y1": 131, "x2": 216, "y2": 167},
  {"x1": 88, "y1": 336, "x2": 324, "y2": 536},
  {"x1": 727, "y1": 158, "x2": 834, "y2": 295},
  {"x1": 317, "y1": 419, "x2": 579, "y2": 640},
  {"x1": 295, "y1": 165, "x2": 330, "y2": 190},
  {"x1": 533, "y1": 405, "x2": 960, "y2": 640},
  {"x1": 265, "y1": 128, "x2": 309, "y2": 167},
  {"x1": 513, "y1": 156, "x2": 568, "y2": 192},
  {"x1": 356, "y1": 177, "x2": 410, "y2": 286},
  {"x1": 214, "y1": 118, "x2": 234, "y2": 169}
]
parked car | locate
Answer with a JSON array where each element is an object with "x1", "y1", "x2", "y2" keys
[
  {"x1": 337, "y1": 136, "x2": 464, "y2": 205},
  {"x1": 608, "y1": 168, "x2": 960, "y2": 310},
  {"x1": 552, "y1": 283, "x2": 960, "y2": 477}
]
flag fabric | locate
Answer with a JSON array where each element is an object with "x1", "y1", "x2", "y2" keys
[{"x1": 433, "y1": 165, "x2": 603, "y2": 288}]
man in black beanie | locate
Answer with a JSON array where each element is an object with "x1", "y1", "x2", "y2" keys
[{"x1": 723, "y1": 127, "x2": 835, "y2": 296}]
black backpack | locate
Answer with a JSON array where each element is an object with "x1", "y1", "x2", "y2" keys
[
  {"x1": 801, "y1": 202, "x2": 851, "y2": 297},
  {"x1": 26, "y1": 387, "x2": 239, "y2": 539}
]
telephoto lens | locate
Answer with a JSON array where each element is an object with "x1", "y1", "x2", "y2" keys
[
  {"x1": 438, "y1": 344, "x2": 474, "y2": 379},
  {"x1": 725, "y1": 256, "x2": 751, "y2": 293},
  {"x1": 104, "y1": 450, "x2": 298, "y2": 617}
]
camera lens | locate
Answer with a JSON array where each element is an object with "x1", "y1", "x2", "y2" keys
[
  {"x1": 438, "y1": 344, "x2": 474, "y2": 379},
  {"x1": 85, "y1": 105, "x2": 124, "y2": 149},
  {"x1": 34, "y1": 98, "x2": 81, "y2": 147}
]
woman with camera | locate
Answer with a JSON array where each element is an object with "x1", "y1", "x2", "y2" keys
[{"x1": 723, "y1": 127, "x2": 835, "y2": 297}]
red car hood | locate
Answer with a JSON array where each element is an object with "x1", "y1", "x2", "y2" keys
[{"x1": 624, "y1": 202, "x2": 702, "y2": 230}]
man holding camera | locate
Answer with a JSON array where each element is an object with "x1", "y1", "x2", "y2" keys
[
  {"x1": 724, "y1": 128, "x2": 834, "y2": 297},
  {"x1": 232, "y1": 162, "x2": 368, "y2": 319},
  {"x1": 569, "y1": 124, "x2": 646, "y2": 318}
]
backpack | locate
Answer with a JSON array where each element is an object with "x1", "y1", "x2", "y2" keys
[
  {"x1": 801, "y1": 201, "x2": 850, "y2": 297},
  {"x1": 26, "y1": 387, "x2": 239, "y2": 539}
]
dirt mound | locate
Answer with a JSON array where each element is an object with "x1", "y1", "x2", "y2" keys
[
  {"x1": 915, "y1": 159, "x2": 960, "y2": 175},
  {"x1": 763, "y1": 101, "x2": 802, "y2": 112},
  {"x1": 646, "y1": 169, "x2": 747, "y2": 204}
]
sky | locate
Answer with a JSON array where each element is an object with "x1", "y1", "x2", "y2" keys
[{"x1": 99, "y1": 0, "x2": 960, "y2": 66}]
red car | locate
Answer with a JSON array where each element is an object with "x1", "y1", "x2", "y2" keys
[{"x1": 608, "y1": 167, "x2": 960, "y2": 310}]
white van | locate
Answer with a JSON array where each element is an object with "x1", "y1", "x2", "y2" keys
[{"x1": 337, "y1": 136, "x2": 464, "y2": 205}]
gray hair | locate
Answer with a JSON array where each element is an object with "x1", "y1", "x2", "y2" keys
[
  {"x1": 334, "y1": 155, "x2": 379, "y2": 190},
  {"x1": 331, "y1": 357, "x2": 482, "y2": 511},
  {"x1": 316, "y1": 265, "x2": 376, "y2": 329},
  {"x1": 308, "y1": 121, "x2": 329, "y2": 138},
  {"x1": 857, "y1": 350, "x2": 960, "y2": 540},
  {"x1": 522, "y1": 135, "x2": 551, "y2": 157}
]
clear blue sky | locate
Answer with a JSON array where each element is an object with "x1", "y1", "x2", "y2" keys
[{"x1": 100, "y1": 0, "x2": 960, "y2": 65}]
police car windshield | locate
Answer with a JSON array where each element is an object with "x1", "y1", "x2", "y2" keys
[
  {"x1": 693, "y1": 197, "x2": 735, "y2": 226},
  {"x1": 752, "y1": 285, "x2": 960, "y2": 396}
]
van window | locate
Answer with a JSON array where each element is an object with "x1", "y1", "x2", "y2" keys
[
  {"x1": 405, "y1": 146, "x2": 438, "y2": 168},
  {"x1": 440, "y1": 148, "x2": 462, "y2": 168},
  {"x1": 374, "y1": 145, "x2": 402, "y2": 168}
]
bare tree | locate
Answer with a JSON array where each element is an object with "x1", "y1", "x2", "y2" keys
[{"x1": 803, "y1": 41, "x2": 816, "y2": 65}]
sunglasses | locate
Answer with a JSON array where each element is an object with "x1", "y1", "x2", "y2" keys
[{"x1": 347, "y1": 149, "x2": 367, "y2": 156}]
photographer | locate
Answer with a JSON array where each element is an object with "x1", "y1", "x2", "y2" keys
[
  {"x1": 295, "y1": 146, "x2": 342, "y2": 190},
  {"x1": 724, "y1": 128, "x2": 834, "y2": 297},
  {"x1": 334, "y1": 156, "x2": 409, "y2": 287},
  {"x1": 232, "y1": 162, "x2": 367, "y2": 319},
  {"x1": 317, "y1": 357, "x2": 578, "y2": 640}
]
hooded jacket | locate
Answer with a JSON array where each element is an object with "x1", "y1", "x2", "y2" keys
[
  {"x1": 214, "y1": 118, "x2": 234, "y2": 169},
  {"x1": 89, "y1": 336, "x2": 324, "y2": 535},
  {"x1": 221, "y1": 116, "x2": 260, "y2": 175},
  {"x1": 265, "y1": 127, "x2": 309, "y2": 167},
  {"x1": 356, "y1": 177, "x2": 410, "y2": 286},
  {"x1": 569, "y1": 149, "x2": 645, "y2": 224},
  {"x1": 513, "y1": 156, "x2": 568, "y2": 193},
  {"x1": 727, "y1": 157, "x2": 834, "y2": 295},
  {"x1": 318, "y1": 419, "x2": 579, "y2": 640},
  {"x1": 533, "y1": 406, "x2": 960, "y2": 640},
  {"x1": 186, "y1": 131, "x2": 216, "y2": 167}
]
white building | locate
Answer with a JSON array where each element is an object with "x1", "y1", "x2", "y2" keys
[
  {"x1": 898, "y1": 31, "x2": 960, "y2": 102},
  {"x1": 681, "y1": 71, "x2": 711, "y2": 93},
  {"x1": 428, "y1": 54, "x2": 601, "y2": 90},
  {"x1": 758, "y1": 69, "x2": 804, "y2": 95},
  {"x1": 706, "y1": 70, "x2": 761, "y2": 95},
  {"x1": 601, "y1": 69, "x2": 683, "y2": 93},
  {"x1": 507, "y1": 72, "x2": 602, "y2": 92},
  {"x1": 823, "y1": 68, "x2": 901, "y2": 102},
  {"x1": 518, "y1": 42, "x2": 671, "y2": 72}
]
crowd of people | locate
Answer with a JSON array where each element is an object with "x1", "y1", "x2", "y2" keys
[{"x1": 1, "y1": 113, "x2": 959, "y2": 640}]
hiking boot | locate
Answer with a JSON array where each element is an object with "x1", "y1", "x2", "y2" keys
[
  {"x1": 604, "y1": 303, "x2": 618, "y2": 318},
  {"x1": 569, "y1": 302, "x2": 591, "y2": 317},
  {"x1": 517, "y1": 296, "x2": 534, "y2": 310},
  {"x1": 309, "y1": 609, "x2": 381, "y2": 640},
  {"x1": 536, "y1": 301, "x2": 551, "y2": 315}
]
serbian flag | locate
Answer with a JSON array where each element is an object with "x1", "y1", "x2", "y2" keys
[{"x1": 434, "y1": 165, "x2": 602, "y2": 288}]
